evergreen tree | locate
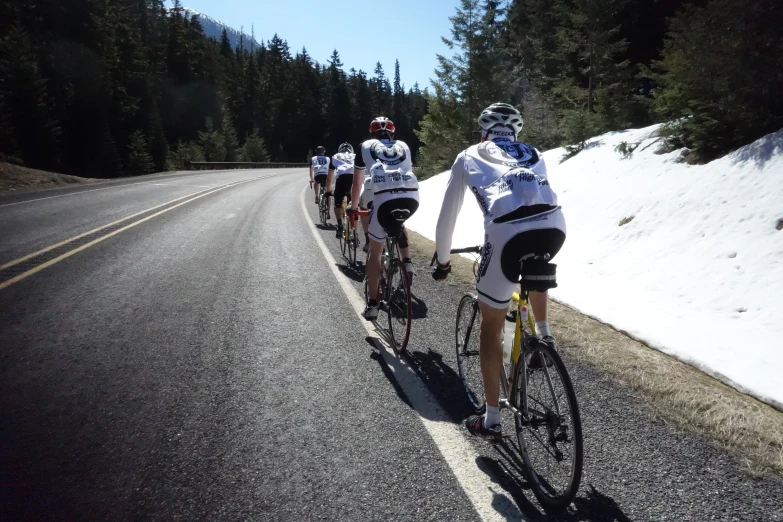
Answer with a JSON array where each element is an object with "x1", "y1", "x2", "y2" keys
[
  {"x1": 241, "y1": 129, "x2": 271, "y2": 162},
  {"x1": 416, "y1": 0, "x2": 509, "y2": 175},
  {"x1": 127, "y1": 130, "x2": 154, "y2": 175},
  {"x1": 654, "y1": 0, "x2": 783, "y2": 160},
  {"x1": 0, "y1": 24, "x2": 61, "y2": 171}
]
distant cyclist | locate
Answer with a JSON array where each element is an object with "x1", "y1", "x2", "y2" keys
[
  {"x1": 350, "y1": 117, "x2": 419, "y2": 320},
  {"x1": 327, "y1": 143, "x2": 357, "y2": 238},
  {"x1": 310, "y1": 146, "x2": 330, "y2": 217},
  {"x1": 432, "y1": 103, "x2": 566, "y2": 441}
]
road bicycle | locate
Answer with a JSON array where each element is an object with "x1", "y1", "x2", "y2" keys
[
  {"x1": 450, "y1": 245, "x2": 583, "y2": 509},
  {"x1": 356, "y1": 209, "x2": 412, "y2": 354},
  {"x1": 339, "y1": 201, "x2": 360, "y2": 266}
]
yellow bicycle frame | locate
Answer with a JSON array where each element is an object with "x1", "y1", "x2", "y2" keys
[{"x1": 510, "y1": 292, "x2": 537, "y2": 364}]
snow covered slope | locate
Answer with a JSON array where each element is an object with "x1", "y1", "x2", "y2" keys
[
  {"x1": 406, "y1": 125, "x2": 783, "y2": 409},
  {"x1": 183, "y1": 7, "x2": 259, "y2": 51}
]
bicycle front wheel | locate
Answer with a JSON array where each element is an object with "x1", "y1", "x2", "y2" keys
[
  {"x1": 340, "y1": 226, "x2": 347, "y2": 257},
  {"x1": 386, "y1": 258, "x2": 412, "y2": 353},
  {"x1": 514, "y1": 340, "x2": 583, "y2": 510},
  {"x1": 348, "y1": 228, "x2": 358, "y2": 266},
  {"x1": 455, "y1": 294, "x2": 484, "y2": 411}
]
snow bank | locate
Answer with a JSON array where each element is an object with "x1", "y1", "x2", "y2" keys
[{"x1": 406, "y1": 125, "x2": 783, "y2": 409}]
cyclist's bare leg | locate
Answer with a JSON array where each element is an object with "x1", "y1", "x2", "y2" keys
[
  {"x1": 334, "y1": 200, "x2": 345, "y2": 226},
  {"x1": 529, "y1": 291, "x2": 548, "y2": 321},
  {"x1": 313, "y1": 182, "x2": 321, "y2": 203},
  {"x1": 478, "y1": 301, "x2": 506, "y2": 410},
  {"x1": 529, "y1": 290, "x2": 552, "y2": 337},
  {"x1": 360, "y1": 214, "x2": 369, "y2": 236},
  {"x1": 367, "y1": 238, "x2": 384, "y2": 301}
]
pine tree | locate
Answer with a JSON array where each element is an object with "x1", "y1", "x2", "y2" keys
[
  {"x1": 127, "y1": 130, "x2": 154, "y2": 175},
  {"x1": 221, "y1": 105, "x2": 240, "y2": 161},
  {"x1": 416, "y1": 0, "x2": 510, "y2": 175},
  {"x1": 0, "y1": 24, "x2": 61, "y2": 170},
  {"x1": 240, "y1": 128, "x2": 270, "y2": 162},
  {"x1": 198, "y1": 117, "x2": 226, "y2": 162},
  {"x1": 654, "y1": 0, "x2": 783, "y2": 160}
]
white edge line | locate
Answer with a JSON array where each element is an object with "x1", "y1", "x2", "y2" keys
[{"x1": 298, "y1": 185, "x2": 526, "y2": 522}]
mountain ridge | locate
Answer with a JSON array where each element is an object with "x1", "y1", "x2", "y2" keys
[{"x1": 183, "y1": 7, "x2": 260, "y2": 51}]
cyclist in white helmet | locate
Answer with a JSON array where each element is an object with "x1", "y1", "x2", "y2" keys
[
  {"x1": 327, "y1": 142, "x2": 357, "y2": 238},
  {"x1": 432, "y1": 103, "x2": 566, "y2": 441},
  {"x1": 350, "y1": 117, "x2": 419, "y2": 320},
  {"x1": 310, "y1": 145, "x2": 330, "y2": 217}
]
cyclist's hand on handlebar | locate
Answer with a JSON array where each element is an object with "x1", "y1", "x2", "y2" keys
[{"x1": 431, "y1": 260, "x2": 451, "y2": 282}]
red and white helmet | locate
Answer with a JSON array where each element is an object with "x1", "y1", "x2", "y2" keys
[{"x1": 369, "y1": 116, "x2": 395, "y2": 136}]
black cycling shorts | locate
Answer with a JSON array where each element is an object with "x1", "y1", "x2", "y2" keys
[
  {"x1": 333, "y1": 175, "x2": 353, "y2": 206},
  {"x1": 314, "y1": 174, "x2": 327, "y2": 186},
  {"x1": 368, "y1": 197, "x2": 419, "y2": 242}
]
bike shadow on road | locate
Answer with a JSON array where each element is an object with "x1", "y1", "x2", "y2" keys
[
  {"x1": 336, "y1": 262, "x2": 364, "y2": 283},
  {"x1": 478, "y1": 443, "x2": 632, "y2": 522},
  {"x1": 315, "y1": 223, "x2": 336, "y2": 231},
  {"x1": 404, "y1": 348, "x2": 478, "y2": 422}
]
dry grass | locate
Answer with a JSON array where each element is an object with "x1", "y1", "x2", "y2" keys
[
  {"x1": 0, "y1": 163, "x2": 98, "y2": 192},
  {"x1": 405, "y1": 228, "x2": 783, "y2": 476}
]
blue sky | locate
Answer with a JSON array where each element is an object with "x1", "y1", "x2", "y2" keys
[{"x1": 177, "y1": 0, "x2": 461, "y2": 90}]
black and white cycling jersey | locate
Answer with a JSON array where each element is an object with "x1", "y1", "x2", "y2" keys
[
  {"x1": 355, "y1": 138, "x2": 418, "y2": 196},
  {"x1": 330, "y1": 152, "x2": 355, "y2": 177},
  {"x1": 311, "y1": 155, "x2": 330, "y2": 176},
  {"x1": 435, "y1": 139, "x2": 562, "y2": 266}
]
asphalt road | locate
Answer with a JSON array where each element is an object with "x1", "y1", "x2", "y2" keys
[{"x1": 1, "y1": 169, "x2": 781, "y2": 521}]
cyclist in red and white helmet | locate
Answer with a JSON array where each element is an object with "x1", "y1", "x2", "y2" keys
[
  {"x1": 433, "y1": 103, "x2": 566, "y2": 442},
  {"x1": 350, "y1": 117, "x2": 419, "y2": 321}
]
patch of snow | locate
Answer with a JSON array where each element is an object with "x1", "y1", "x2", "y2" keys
[{"x1": 406, "y1": 124, "x2": 783, "y2": 410}]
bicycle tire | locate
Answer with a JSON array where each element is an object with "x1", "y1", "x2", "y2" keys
[
  {"x1": 319, "y1": 197, "x2": 327, "y2": 227},
  {"x1": 386, "y1": 258, "x2": 412, "y2": 353},
  {"x1": 514, "y1": 340, "x2": 583, "y2": 510},
  {"x1": 348, "y1": 229, "x2": 358, "y2": 266},
  {"x1": 340, "y1": 225, "x2": 347, "y2": 258},
  {"x1": 455, "y1": 294, "x2": 484, "y2": 411}
]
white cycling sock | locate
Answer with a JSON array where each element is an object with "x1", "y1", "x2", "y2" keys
[
  {"x1": 536, "y1": 320, "x2": 552, "y2": 338},
  {"x1": 484, "y1": 404, "x2": 500, "y2": 428}
]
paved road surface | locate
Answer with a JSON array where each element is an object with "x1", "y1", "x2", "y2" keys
[{"x1": 1, "y1": 169, "x2": 781, "y2": 521}]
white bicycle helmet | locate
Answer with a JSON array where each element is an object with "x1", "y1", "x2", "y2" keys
[
  {"x1": 338, "y1": 142, "x2": 354, "y2": 154},
  {"x1": 478, "y1": 103, "x2": 524, "y2": 134}
]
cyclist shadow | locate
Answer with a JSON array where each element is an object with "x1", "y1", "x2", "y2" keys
[
  {"x1": 478, "y1": 445, "x2": 632, "y2": 521},
  {"x1": 315, "y1": 223, "x2": 335, "y2": 231},
  {"x1": 410, "y1": 294, "x2": 428, "y2": 319},
  {"x1": 336, "y1": 263, "x2": 364, "y2": 283},
  {"x1": 404, "y1": 348, "x2": 479, "y2": 422}
]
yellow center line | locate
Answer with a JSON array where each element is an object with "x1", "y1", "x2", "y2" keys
[
  {"x1": 0, "y1": 177, "x2": 262, "y2": 291},
  {"x1": 0, "y1": 179, "x2": 252, "y2": 271}
]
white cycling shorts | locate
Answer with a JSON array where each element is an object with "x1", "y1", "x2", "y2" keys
[{"x1": 476, "y1": 207, "x2": 567, "y2": 309}]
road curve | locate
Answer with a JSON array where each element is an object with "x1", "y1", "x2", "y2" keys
[{"x1": 1, "y1": 169, "x2": 781, "y2": 521}]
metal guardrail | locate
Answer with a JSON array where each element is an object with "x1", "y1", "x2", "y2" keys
[{"x1": 185, "y1": 161, "x2": 309, "y2": 170}]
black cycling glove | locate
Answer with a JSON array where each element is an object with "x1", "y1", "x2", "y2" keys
[{"x1": 431, "y1": 261, "x2": 451, "y2": 282}]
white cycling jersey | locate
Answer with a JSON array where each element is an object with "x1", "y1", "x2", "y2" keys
[
  {"x1": 435, "y1": 139, "x2": 557, "y2": 263},
  {"x1": 355, "y1": 138, "x2": 418, "y2": 196},
  {"x1": 311, "y1": 155, "x2": 330, "y2": 176},
  {"x1": 330, "y1": 152, "x2": 355, "y2": 177}
]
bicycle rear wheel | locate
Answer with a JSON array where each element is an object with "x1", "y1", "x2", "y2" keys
[
  {"x1": 455, "y1": 294, "x2": 484, "y2": 411},
  {"x1": 319, "y1": 196, "x2": 328, "y2": 226},
  {"x1": 386, "y1": 258, "x2": 412, "y2": 353},
  {"x1": 514, "y1": 340, "x2": 583, "y2": 510}
]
